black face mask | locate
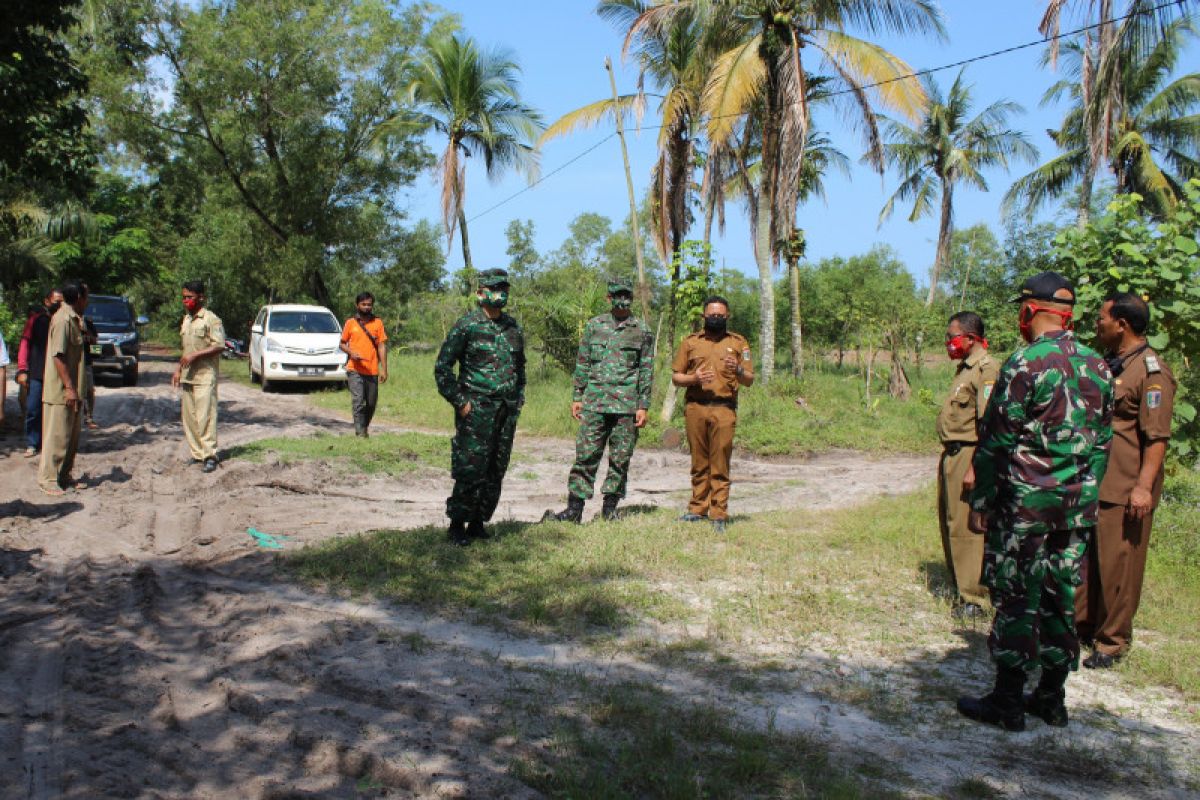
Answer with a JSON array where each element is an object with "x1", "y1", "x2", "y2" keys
[
  {"x1": 703, "y1": 315, "x2": 727, "y2": 334},
  {"x1": 47, "y1": 302, "x2": 62, "y2": 315}
]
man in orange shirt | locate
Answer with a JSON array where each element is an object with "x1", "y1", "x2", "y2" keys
[
  {"x1": 339, "y1": 292, "x2": 388, "y2": 437},
  {"x1": 671, "y1": 296, "x2": 754, "y2": 533}
]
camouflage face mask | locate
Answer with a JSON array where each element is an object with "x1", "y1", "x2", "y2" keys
[
  {"x1": 480, "y1": 288, "x2": 509, "y2": 309},
  {"x1": 611, "y1": 295, "x2": 633, "y2": 311}
]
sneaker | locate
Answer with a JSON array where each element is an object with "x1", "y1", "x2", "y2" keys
[
  {"x1": 1082, "y1": 650, "x2": 1119, "y2": 670},
  {"x1": 202, "y1": 457, "x2": 219, "y2": 473},
  {"x1": 24, "y1": 447, "x2": 38, "y2": 458},
  {"x1": 678, "y1": 513, "x2": 707, "y2": 523}
]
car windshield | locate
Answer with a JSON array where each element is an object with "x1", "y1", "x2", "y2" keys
[
  {"x1": 267, "y1": 311, "x2": 339, "y2": 334},
  {"x1": 88, "y1": 300, "x2": 132, "y2": 324}
]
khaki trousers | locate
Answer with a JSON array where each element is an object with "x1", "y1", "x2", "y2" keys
[
  {"x1": 181, "y1": 381, "x2": 219, "y2": 460},
  {"x1": 938, "y1": 445, "x2": 987, "y2": 605},
  {"x1": 685, "y1": 402, "x2": 736, "y2": 520},
  {"x1": 1076, "y1": 501, "x2": 1152, "y2": 656},
  {"x1": 38, "y1": 402, "x2": 81, "y2": 490}
]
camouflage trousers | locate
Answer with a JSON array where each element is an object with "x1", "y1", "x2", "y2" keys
[
  {"x1": 985, "y1": 525, "x2": 1090, "y2": 673},
  {"x1": 567, "y1": 411, "x2": 639, "y2": 500},
  {"x1": 447, "y1": 395, "x2": 520, "y2": 523}
]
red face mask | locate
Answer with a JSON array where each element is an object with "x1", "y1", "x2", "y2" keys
[
  {"x1": 183, "y1": 297, "x2": 201, "y2": 314},
  {"x1": 945, "y1": 334, "x2": 986, "y2": 361},
  {"x1": 1019, "y1": 303, "x2": 1073, "y2": 343}
]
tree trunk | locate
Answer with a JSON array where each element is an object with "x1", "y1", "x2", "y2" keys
[
  {"x1": 1076, "y1": 155, "x2": 1096, "y2": 229},
  {"x1": 925, "y1": 183, "x2": 954, "y2": 308},
  {"x1": 788, "y1": 259, "x2": 802, "y2": 379},
  {"x1": 458, "y1": 208, "x2": 473, "y2": 272},
  {"x1": 606, "y1": 57, "x2": 651, "y2": 323},
  {"x1": 888, "y1": 334, "x2": 911, "y2": 400}
]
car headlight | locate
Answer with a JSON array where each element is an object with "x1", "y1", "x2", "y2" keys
[
  {"x1": 111, "y1": 331, "x2": 137, "y2": 344},
  {"x1": 265, "y1": 337, "x2": 285, "y2": 353}
]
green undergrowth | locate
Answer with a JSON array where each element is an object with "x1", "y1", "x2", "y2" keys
[{"x1": 226, "y1": 431, "x2": 450, "y2": 476}]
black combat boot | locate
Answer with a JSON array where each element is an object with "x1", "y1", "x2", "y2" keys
[
  {"x1": 447, "y1": 519, "x2": 470, "y2": 547},
  {"x1": 551, "y1": 496, "x2": 585, "y2": 523},
  {"x1": 1024, "y1": 666, "x2": 1069, "y2": 727},
  {"x1": 957, "y1": 666, "x2": 1027, "y2": 732},
  {"x1": 601, "y1": 495, "x2": 620, "y2": 521},
  {"x1": 467, "y1": 518, "x2": 489, "y2": 541}
]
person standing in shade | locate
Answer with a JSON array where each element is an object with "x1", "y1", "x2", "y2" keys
[
  {"x1": 435, "y1": 269, "x2": 525, "y2": 545},
  {"x1": 958, "y1": 272, "x2": 1113, "y2": 732},
  {"x1": 0, "y1": 330, "x2": 8, "y2": 429},
  {"x1": 671, "y1": 296, "x2": 754, "y2": 534},
  {"x1": 16, "y1": 288, "x2": 63, "y2": 457},
  {"x1": 172, "y1": 281, "x2": 225, "y2": 473},
  {"x1": 38, "y1": 281, "x2": 88, "y2": 496},
  {"x1": 339, "y1": 292, "x2": 388, "y2": 437},
  {"x1": 1076, "y1": 292, "x2": 1175, "y2": 669},
  {"x1": 937, "y1": 311, "x2": 999, "y2": 620},
  {"x1": 548, "y1": 277, "x2": 654, "y2": 523},
  {"x1": 82, "y1": 314, "x2": 99, "y2": 430}
]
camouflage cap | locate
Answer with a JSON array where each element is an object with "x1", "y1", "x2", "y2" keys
[
  {"x1": 607, "y1": 277, "x2": 633, "y2": 295},
  {"x1": 477, "y1": 268, "x2": 510, "y2": 288},
  {"x1": 1011, "y1": 271, "x2": 1076, "y2": 305}
]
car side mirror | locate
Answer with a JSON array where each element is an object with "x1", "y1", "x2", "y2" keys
[
  {"x1": 251, "y1": 324, "x2": 263, "y2": 334},
  {"x1": 136, "y1": 315, "x2": 150, "y2": 326}
]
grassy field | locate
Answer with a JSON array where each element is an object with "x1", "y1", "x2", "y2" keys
[{"x1": 294, "y1": 351, "x2": 951, "y2": 456}]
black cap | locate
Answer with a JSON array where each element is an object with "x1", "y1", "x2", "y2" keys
[
  {"x1": 477, "y1": 268, "x2": 510, "y2": 288},
  {"x1": 1011, "y1": 271, "x2": 1076, "y2": 305}
]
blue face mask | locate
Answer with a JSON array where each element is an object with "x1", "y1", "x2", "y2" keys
[{"x1": 480, "y1": 288, "x2": 508, "y2": 309}]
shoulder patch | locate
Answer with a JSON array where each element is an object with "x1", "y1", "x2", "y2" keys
[
  {"x1": 1146, "y1": 387, "x2": 1162, "y2": 409},
  {"x1": 1145, "y1": 354, "x2": 1161, "y2": 373},
  {"x1": 982, "y1": 381, "x2": 994, "y2": 401}
]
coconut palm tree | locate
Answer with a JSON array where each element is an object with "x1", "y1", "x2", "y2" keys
[
  {"x1": 1004, "y1": 17, "x2": 1200, "y2": 220},
  {"x1": 388, "y1": 35, "x2": 542, "y2": 272},
  {"x1": 636, "y1": 0, "x2": 942, "y2": 383},
  {"x1": 878, "y1": 69, "x2": 1037, "y2": 307}
]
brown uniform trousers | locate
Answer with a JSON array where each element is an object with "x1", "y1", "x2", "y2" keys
[
  {"x1": 673, "y1": 330, "x2": 753, "y2": 522},
  {"x1": 38, "y1": 305, "x2": 85, "y2": 492},
  {"x1": 935, "y1": 349, "x2": 998, "y2": 606},
  {"x1": 1076, "y1": 346, "x2": 1175, "y2": 657},
  {"x1": 179, "y1": 308, "x2": 224, "y2": 461}
]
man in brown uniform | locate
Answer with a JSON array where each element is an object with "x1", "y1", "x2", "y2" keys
[
  {"x1": 937, "y1": 311, "x2": 999, "y2": 619},
  {"x1": 38, "y1": 281, "x2": 88, "y2": 496},
  {"x1": 1076, "y1": 292, "x2": 1175, "y2": 669},
  {"x1": 172, "y1": 281, "x2": 226, "y2": 473},
  {"x1": 671, "y1": 296, "x2": 754, "y2": 533}
]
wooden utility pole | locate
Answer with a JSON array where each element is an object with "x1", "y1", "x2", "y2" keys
[{"x1": 606, "y1": 56, "x2": 650, "y2": 323}]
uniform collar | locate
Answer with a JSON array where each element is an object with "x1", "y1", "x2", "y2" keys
[
  {"x1": 186, "y1": 307, "x2": 209, "y2": 322},
  {"x1": 60, "y1": 304, "x2": 81, "y2": 322},
  {"x1": 962, "y1": 347, "x2": 987, "y2": 368}
]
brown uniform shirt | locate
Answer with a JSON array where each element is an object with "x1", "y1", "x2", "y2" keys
[
  {"x1": 179, "y1": 307, "x2": 225, "y2": 386},
  {"x1": 1099, "y1": 345, "x2": 1175, "y2": 506},
  {"x1": 41, "y1": 304, "x2": 85, "y2": 406},
  {"x1": 936, "y1": 348, "x2": 999, "y2": 443},
  {"x1": 672, "y1": 330, "x2": 753, "y2": 403}
]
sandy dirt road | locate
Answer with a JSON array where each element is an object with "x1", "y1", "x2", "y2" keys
[{"x1": 1, "y1": 358, "x2": 1195, "y2": 798}]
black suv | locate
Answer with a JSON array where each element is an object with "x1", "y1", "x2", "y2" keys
[{"x1": 87, "y1": 295, "x2": 149, "y2": 386}]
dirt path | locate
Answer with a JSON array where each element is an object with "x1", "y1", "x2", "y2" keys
[{"x1": 1, "y1": 359, "x2": 1195, "y2": 798}]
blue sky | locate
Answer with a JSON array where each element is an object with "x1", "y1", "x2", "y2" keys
[{"x1": 399, "y1": 1, "x2": 1179, "y2": 286}]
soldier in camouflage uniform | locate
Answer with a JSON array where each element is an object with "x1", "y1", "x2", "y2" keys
[
  {"x1": 546, "y1": 278, "x2": 654, "y2": 523},
  {"x1": 434, "y1": 269, "x2": 526, "y2": 546},
  {"x1": 958, "y1": 272, "x2": 1113, "y2": 732}
]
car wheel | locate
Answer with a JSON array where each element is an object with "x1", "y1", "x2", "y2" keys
[
  {"x1": 122, "y1": 364, "x2": 139, "y2": 387},
  {"x1": 249, "y1": 356, "x2": 260, "y2": 384},
  {"x1": 260, "y1": 359, "x2": 272, "y2": 392}
]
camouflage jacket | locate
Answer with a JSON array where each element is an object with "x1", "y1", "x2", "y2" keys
[
  {"x1": 434, "y1": 307, "x2": 526, "y2": 409},
  {"x1": 572, "y1": 313, "x2": 654, "y2": 414},
  {"x1": 970, "y1": 330, "x2": 1114, "y2": 533}
]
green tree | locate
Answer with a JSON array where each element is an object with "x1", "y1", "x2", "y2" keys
[
  {"x1": 1052, "y1": 179, "x2": 1200, "y2": 458},
  {"x1": 504, "y1": 218, "x2": 540, "y2": 280},
  {"x1": 391, "y1": 33, "x2": 542, "y2": 273},
  {"x1": 86, "y1": 0, "x2": 437, "y2": 310},
  {"x1": 879, "y1": 69, "x2": 1037, "y2": 308}
]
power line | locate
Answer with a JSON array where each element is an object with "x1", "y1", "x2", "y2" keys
[{"x1": 467, "y1": 0, "x2": 1191, "y2": 223}]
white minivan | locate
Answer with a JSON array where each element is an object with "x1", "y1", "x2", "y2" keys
[{"x1": 248, "y1": 304, "x2": 348, "y2": 390}]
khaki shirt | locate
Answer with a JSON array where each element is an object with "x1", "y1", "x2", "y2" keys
[
  {"x1": 1099, "y1": 345, "x2": 1175, "y2": 506},
  {"x1": 936, "y1": 348, "x2": 998, "y2": 443},
  {"x1": 179, "y1": 307, "x2": 225, "y2": 385},
  {"x1": 42, "y1": 304, "x2": 85, "y2": 406},
  {"x1": 672, "y1": 330, "x2": 753, "y2": 403}
]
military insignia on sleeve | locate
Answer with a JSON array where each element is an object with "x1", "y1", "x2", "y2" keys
[
  {"x1": 1145, "y1": 354, "x2": 1161, "y2": 373},
  {"x1": 1147, "y1": 388, "x2": 1162, "y2": 409},
  {"x1": 742, "y1": 348, "x2": 751, "y2": 361}
]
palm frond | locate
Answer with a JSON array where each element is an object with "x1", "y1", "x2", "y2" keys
[{"x1": 702, "y1": 33, "x2": 764, "y2": 146}]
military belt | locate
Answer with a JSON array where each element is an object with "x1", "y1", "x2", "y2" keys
[
  {"x1": 942, "y1": 440, "x2": 977, "y2": 456},
  {"x1": 689, "y1": 398, "x2": 738, "y2": 411}
]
